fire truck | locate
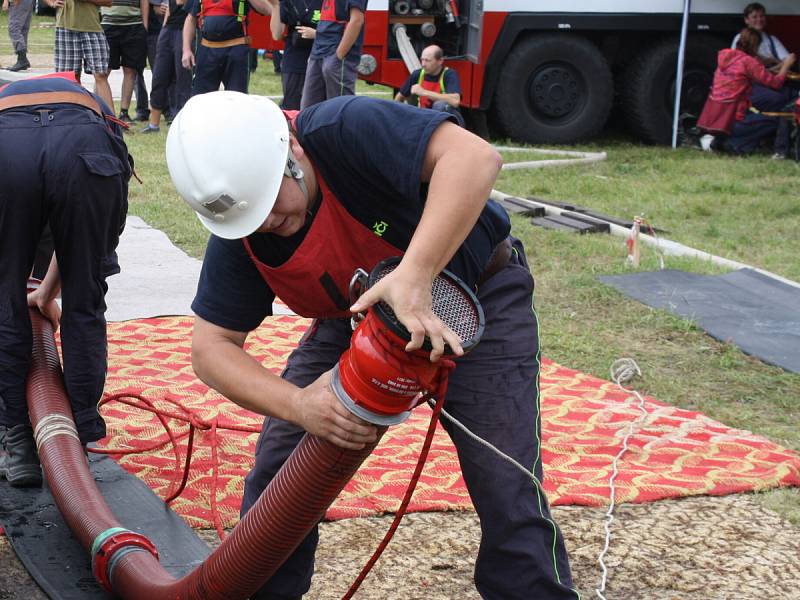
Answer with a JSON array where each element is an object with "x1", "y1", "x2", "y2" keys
[{"x1": 251, "y1": 1, "x2": 800, "y2": 144}]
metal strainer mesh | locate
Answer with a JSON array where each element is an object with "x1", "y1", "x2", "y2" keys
[{"x1": 372, "y1": 263, "x2": 482, "y2": 346}]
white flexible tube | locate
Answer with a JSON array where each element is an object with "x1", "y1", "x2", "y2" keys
[
  {"x1": 393, "y1": 24, "x2": 422, "y2": 73},
  {"x1": 495, "y1": 146, "x2": 607, "y2": 171},
  {"x1": 489, "y1": 190, "x2": 800, "y2": 289}
]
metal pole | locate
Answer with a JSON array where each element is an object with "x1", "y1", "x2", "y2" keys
[{"x1": 672, "y1": 0, "x2": 692, "y2": 148}]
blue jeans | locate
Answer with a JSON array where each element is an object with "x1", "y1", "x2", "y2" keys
[{"x1": 242, "y1": 240, "x2": 577, "y2": 600}]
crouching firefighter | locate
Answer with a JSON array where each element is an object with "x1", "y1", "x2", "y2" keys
[
  {"x1": 181, "y1": 0, "x2": 272, "y2": 95},
  {"x1": 167, "y1": 90, "x2": 580, "y2": 600},
  {"x1": 0, "y1": 72, "x2": 131, "y2": 487}
]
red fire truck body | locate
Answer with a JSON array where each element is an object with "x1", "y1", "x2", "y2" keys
[{"x1": 251, "y1": 1, "x2": 800, "y2": 144}]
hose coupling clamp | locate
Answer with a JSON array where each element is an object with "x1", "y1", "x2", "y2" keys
[{"x1": 91, "y1": 527, "x2": 159, "y2": 592}]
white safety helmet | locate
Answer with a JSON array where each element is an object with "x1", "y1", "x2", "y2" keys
[{"x1": 166, "y1": 91, "x2": 290, "y2": 239}]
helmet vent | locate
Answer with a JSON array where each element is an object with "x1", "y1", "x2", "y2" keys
[{"x1": 203, "y1": 194, "x2": 236, "y2": 215}]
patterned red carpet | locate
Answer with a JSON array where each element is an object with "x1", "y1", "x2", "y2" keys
[{"x1": 97, "y1": 317, "x2": 800, "y2": 529}]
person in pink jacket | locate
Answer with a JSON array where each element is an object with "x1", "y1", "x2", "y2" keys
[{"x1": 698, "y1": 27, "x2": 795, "y2": 156}]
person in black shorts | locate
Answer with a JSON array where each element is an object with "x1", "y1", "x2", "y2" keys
[{"x1": 101, "y1": 0, "x2": 149, "y2": 123}]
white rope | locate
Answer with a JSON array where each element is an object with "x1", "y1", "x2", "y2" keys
[
  {"x1": 494, "y1": 145, "x2": 607, "y2": 171},
  {"x1": 595, "y1": 358, "x2": 648, "y2": 600},
  {"x1": 426, "y1": 398, "x2": 547, "y2": 491}
]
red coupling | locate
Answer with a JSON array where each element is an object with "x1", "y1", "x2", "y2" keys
[
  {"x1": 337, "y1": 310, "x2": 445, "y2": 419},
  {"x1": 91, "y1": 527, "x2": 159, "y2": 593}
]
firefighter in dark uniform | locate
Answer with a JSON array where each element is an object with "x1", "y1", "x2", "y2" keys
[
  {"x1": 181, "y1": 0, "x2": 272, "y2": 95},
  {"x1": 395, "y1": 44, "x2": 465, "y2": 127},
  {"x1": 167, "y1": 91, "x2": 579, "y2": 600},
  {"x1": 0, "y1": 73, "x2": 131, "y2": 487}
]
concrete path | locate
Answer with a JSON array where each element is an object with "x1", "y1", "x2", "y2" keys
[
  {"x1": 0, "y1": 66, "x2": 152, "y2": 100},
  {"x1": 106, "y1": 216, "x2": 293, "y2": 321}
]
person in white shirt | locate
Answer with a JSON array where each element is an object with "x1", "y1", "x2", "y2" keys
[{"x1": 731, "y1": 2, "x2": 792, "y2": 111}]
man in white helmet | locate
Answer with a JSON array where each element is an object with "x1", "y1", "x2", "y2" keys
[{"x1": 168, "y1": 91, "x2": 577, "y2": 600}]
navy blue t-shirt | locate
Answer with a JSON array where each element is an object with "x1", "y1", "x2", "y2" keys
[
  {"x1": 310, "y1": 0, "x2": 366, "y2": 62},
  {"x1": 399, "y1": 67, "x2": 462, "y2": 99},
  {"x1": 192, "y1": 96, "x2": 510, "y2": 333},
  {"x1": 280, "y1": 0, "x2": 322, "y2": 74},
  {"x1": 192, "y1": 0, "x2": 249, "y2": 42}
]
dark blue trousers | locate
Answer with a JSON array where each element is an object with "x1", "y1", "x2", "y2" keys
[
  {"x1": 750, "y1": 82, "x2": 791, "y2": 113},
  {"x1": 150, "y1": 27, "x2": 192, "y2": 114},
  {"x1": 726, "y1": 112, "x2": 790, "y2": 155},
  {"x1": 241, "y1": 241, "x2": 577, "y2": 600},
  {"x1": 0, "y1": 106, "x2": 129, "y2": 444},
  {"x1": 191, "y1": 42, "x2": 250, "y2": 96}
]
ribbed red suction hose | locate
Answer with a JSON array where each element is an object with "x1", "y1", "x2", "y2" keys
[{"x1": 27, "y1": 305, "x2": 386, "y2": 599}]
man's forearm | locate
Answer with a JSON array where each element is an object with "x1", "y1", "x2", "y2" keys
[
  {"x1": 269, "y1": 1, "x2": 284, "y2": 41},
  {"x1": 140, "y1": 0, "x2": 149, "y2": 30},
  {"x1": 248, "y1": 0, "x2": 271, "y2": 16},
  {"x1": 38, "y1": 255, "x2": 62, "y2": 303},
  {"x1": 192, "y1": 323, "x2": 301, "y2": 424},
  {"x1": 335, "y1": 10, "x2": 363, "y2": 59},
  {"x1": 183, "y1": 14, "x2": 196, "y2": 51}
]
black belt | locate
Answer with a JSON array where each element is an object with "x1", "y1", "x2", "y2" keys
[{"x1": 477, "y1": 237, "x2": 512, "y2": 287}]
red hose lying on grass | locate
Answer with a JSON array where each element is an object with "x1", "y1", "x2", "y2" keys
[{"x1": 27, "y1": 303, "x2": 385, "y2": 599}]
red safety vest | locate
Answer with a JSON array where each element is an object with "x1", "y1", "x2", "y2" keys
[
  {"x1": 417, "y1": 67, "x2": 449, "y2": 109},
  {"x1": 320, "y1": 0, "x2": 348, "y2": 24},
  {"x1": 242, "y1": 166, "x2": 402, "y2": 318},
  {"x1": 198, "y1": 0, "x2": 248, "y2": 32}
]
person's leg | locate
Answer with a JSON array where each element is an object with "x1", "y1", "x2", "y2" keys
[
  {"x1": 773, "y1": 117, "x2": 791, "y2": 157},
  {"x1": 441, "y1": 240, "x2": 577, "y2": 600},
  {"x1": 0, "y1": 113, "x2": 49, "y2": 487},
  {"x1": 143, "y1": 27, "x2": 172, "y2": 130},
  {"x1": 431, "y1": 99, "x2": 466, "y2": 127},
  {"x1": 191, "y1": 44, "x2": 224, "y2": 96},
  {"x1": 0, "y1": 115, "x2": 45, "y2": 435},
  {"x1": 750, "y1": 83, "x2": 791, "y2": 113},
  {"x1": 280, "y1": 71, "x2": 304, "y2": 110},
  {"x1": 171, "y1": 29, "x2": 192, "y2": 112},
  {"x1": 320, "y1": 53, "x2": 357, "y2": 100},
  {"x1": 44, "y1": 112, "x2": 129, "y2": 444},
  {"x1": 221, "y1": 44, "x2": 250, "y2": 93},
  {"x1": 86, "y1": 30, "x2": 115, "y2": 111},
  {"x1": 134, "y1": 70, "x2": 149, "y2": 120},
  {"x1": 299, "y1": 57, "x2": 325, "y2": 109},
  {"x1": 726, "y1": 113, "x2": 778, "y2": 154},
  {"x1": 6, "y1": 0, "x2": 33, "y2": 70},
  {"x1": 53, "y1": 28, "x2": 79, "y2": 73},
  {"x1": 135, "y1": 29, "x2": 159, "y2": 120},
  {"x1": 242, "y1": 318, "x2": 351, "y2": 599},
  {"x1": 120, "y1": 66, "x2": 138, "y2": 118},
  {"x1": 119, "y1": 25, "x2": 147, "y2": 116}
]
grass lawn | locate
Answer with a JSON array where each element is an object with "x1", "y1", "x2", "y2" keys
[{"x1": 7, "y1": 14, "x2": 798, "y2": 525}]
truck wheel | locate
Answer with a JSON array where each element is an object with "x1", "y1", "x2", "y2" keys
[
  {"x1": 493, "y1": 34, "x2": 613, "y2": 144},
  {"x1": 622, "y1": 36, "x2": 723, "y2": 145}
]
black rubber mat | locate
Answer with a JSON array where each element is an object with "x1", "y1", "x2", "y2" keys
[
  {"x1": 600, "y1": 268, "x2": 800, "y2": 373},
  {"x1": 0, "y1": 452, "x2": 211, "y2": 599}
]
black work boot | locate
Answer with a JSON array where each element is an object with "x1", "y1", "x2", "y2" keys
[
  {"x1": 7, "y1": 51, "x2": 31, "y2": 72},
  {"x1": 0, "y1": 425, "x2": 42, "y2": 487}
]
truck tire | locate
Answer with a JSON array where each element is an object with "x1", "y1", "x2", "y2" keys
[
  {"x1": 493, "y1": 34, "x2": 613, "y2": 145},
  {"x1": 622, "y1": 36, "x2": 723, "y2": 145}
]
